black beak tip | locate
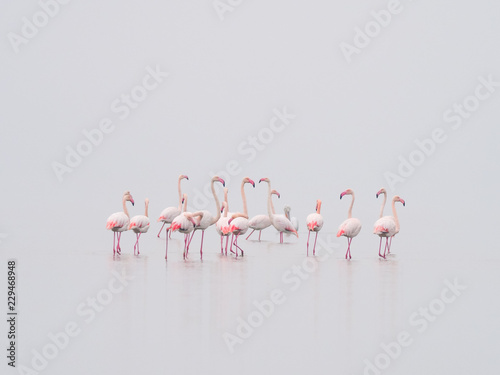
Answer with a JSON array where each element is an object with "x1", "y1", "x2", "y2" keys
[
  {"x1": 403, "y1": 202, "x2": 406, "y2": 206},
  {"x1": 252, "y1": 183, "x2": 255, "y2": 188},
  {"x1": 376, "y1": 194, "x2": 379, "y2": 198},
  {"x1": 132, "y1": 202, "x2": 135, "y2": 206},
  {"x1": 339, "y1": 194, "x2": 342, "y2": 199},
  {"x1": 222, "y1": 182, "x2": 226, "y2": 187}
]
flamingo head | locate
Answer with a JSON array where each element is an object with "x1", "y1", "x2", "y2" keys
[
  {"x1": 221, "y1": 201, "x2": 227, "y2": 213},
  {"x1": 394, "y1": 196, "x2": 406, "y2": 206},
  {"x1": 316, "y1": 199, "x2": 322, "y2": 213},
  {"x1": 376, "y1": 188, "x2": 387, "y2": 198},
  {"x1": 180, "y1": 174, "x2": 189, "y2": 181},
  {"x1": 271, "y1": 189, "x2": 280, "y2": 198},
  {"x1": 259, "y1": 177, "x2": 270, "y2": 184},
  {"x1": 340, "y1": 188, "x2": 353, "y2": 200},
  {"x1": 243, "y1": 177, "x2": 255, "y2": 187},
  {"x1": 124, "y1": 191, "x2": 134, "y2": 206},
  {"x1": 181, "y1": 195, "x2": 185, "y2": 204}
]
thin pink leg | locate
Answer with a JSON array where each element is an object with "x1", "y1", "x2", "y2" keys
[
  {"x1": 157, "y1": 223, "x2": 165, "y2": 238},
  {"x1": 225, "y1": 236, "x2": 229, "y2": 255},
  {"x1": 220, "y1": 235, "x2": 223, "y2": 254},
  {"x1": 383, "y1": 238, "x2": 389, "y2": 258},
  {"x1": 378, "y1": 237, "x2": 383, "y2": 258},
  {"x1": 200, "y1": 231, "x2": 204, "y2": 259},
  {"x1": 388, "y1": 237, "x2": 393, "y2": 254},
  {"x1": 313, "y1": 232, "x2": 318, "y2": 256},
  {"x1": 113, "y1": 232, "x2": 116, "y2": 254},
  {"x1": 117, "y1": 233, "x2": 122, "y2": 255},
  {"x1": 345, "y1": 238, "x2": 352, "y2": 260},
  {"x1": 233, "y1": 234, "x2": 244, "y2": 256},
  {"x1": 137, "y1": 233, "x2": 141, "y2": 255},
  {"x1": 169, "y1": 230, "x2": 172, "y2": 239},
  {"x1": 307, "y1": 231, "x2": 311, "y2": 256},
  {"x1": 246, "y1": 229, "x2": 255, "y2": 240},
  {"x1": 230, "y1": 234, "x2": 235, "y2": 254},
  {"x1": 259, "y1": 231, "x2": 262, "y2": 241},
  {"x1": 187, "y1": 230, "x2": 196, "y2": 255}
]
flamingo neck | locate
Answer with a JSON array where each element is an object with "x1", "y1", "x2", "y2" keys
[
  {"x1": 379, "y1": 192, "x2": 387, "y2": 218},
  {"x1": 317, "y1": 202, "x2": 322, "y2": 214},
  {"x1": 123, "y1": 196, "x2": 130, "y2": 217},
  {"x1": 241, "y1": 180, "x2": 248, "y2": 216},
  {"x1": 211, "y1": 179, "x2": 221, "y2": 224},
  {"x1": 145, "y1": 200, "x2": 149, "y2": 217},
  {"x1": 183, "y1": 196, "x2": 187, "y2": 212},
  {"x1": 177, "y1": 176, "x2": 183, "y2": 210},
  {"x1": 347, "y1": 193, "x2": 355, "y2": 219},
  {"x1": 392, "y1": 198, "x2": 400, "y2": 232},
  {"x1": 266, "y1": 182, "x2": 275, "y2": 217},
  {"x1": 223, "y1": 202, "x2": 228, "y2": 218}
]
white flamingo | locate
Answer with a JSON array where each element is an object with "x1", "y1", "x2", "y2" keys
[
  {"x1": 284, "y1": 206, "x2": 299, "y2": 233},
  {"x1": 374, "y1": 195, "x2": 405, "y2": 259},
  {"x1": 216, "y1": 199, "x2": 231, "y2": 255},
  {"x1": 259, "y1": 178, "x2": 298, "y2": 243},
  {"x1": 129, "y1": 198, "x2": 150, "y2": 255},
  {"x1": 246, "y1": 189, "x2": 280, "y2": 241},
  {"x1": 168, "y1": 194, "x2": 203, "y2": 260},
  {"x1": 106, "y1": 191, "x2": 135, "y2": 255},
  {"x1": 306, "y1": 199, "x2": 323, "y2": 256},
  {"x1": 226, "y1": 177, "x2": 255, "y2": 256},
  {"x1": 187, "y1": 176, "x2": 225, "y2": 259},
  {"x1": 337, "y1": 188, "x2": 362, "y2": 260},
  {"x1": 157, "y1": 174, "x2": 188, "y2": 238}
]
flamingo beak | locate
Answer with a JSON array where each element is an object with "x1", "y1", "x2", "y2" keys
[
  {"x1": 259, "y1": 178, "x2": 266, "y2": 183},
  {"x1": 182, "y1": 198, "x2": 185, "y2": 204},
  {"x1": 340, "y1": 192, "x2": 345, "y2": 199},
  {"x1": 131, "y1": 198, "x2": 135, "y2": 206},
  {"x1": 219, "y1": 178, "x2": 226, "y2": 186},
  {"x1": 248, "y1": 179, "x2": 255, "y2": 187},
  {"x1": 277, "y1": 193, "x2": 281, "y2": 199},
  {"x1": 376, "y1": 193, "x2": 379, "y2": 198},
  {"x1": 184, "y1": 175, "x2": 189, "y2": 180},
  {"x1": 401, "y1": 199, "x2": 406, "y2": 206}
]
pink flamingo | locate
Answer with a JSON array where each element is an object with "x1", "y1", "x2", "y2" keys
[
  {"x1": 216, "y1": 199, "x2": 231, "y2": 255},
  {"x1": 375, "y1": 188, "x2": 392, "y2": 254},
  {"x1": 157, "y1": 174, "x2": 188, "y2": 238},
  {"x1": 226, "y1": 177, "x2": 255, "y2": 256},
  {"x1": 374, "y1": 195, "x2": 405, "y2": 259},
  {"x1": 129, "y1": 198, "x2": 150, "y2": 255},
  {"x1": 168, "y1": 194, "x2": 203, "y2": 260},
  {"x1": 306, "y1": 199, "x2": 323, "y2": 256},
  {"x1": 246, "y1": 189, "x2": 280, "y2": 241},
  {"x1": 259, "y1": 178, "x2": 298, "y2": 242},
  {"x1": 106, "y1": 191, "x2": 135, "y2": 255},
  {"x1": 187, "y1": 176, "x2": 225, "y2": 259},
  {"x1": 337, "y1": 188, "x2": 362, "y2": 260},
  {"x1": 163, "y1": 193, "x2": 186, "y2": 259}
]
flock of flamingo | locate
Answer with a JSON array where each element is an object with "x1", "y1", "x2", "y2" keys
[{"x1": 106, "y1": 175, "x2": 406, "y2": 260}]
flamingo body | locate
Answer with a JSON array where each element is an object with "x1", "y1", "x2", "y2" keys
[{"x1": 337, "y1": 218, "x2": 362, "y2": 238}]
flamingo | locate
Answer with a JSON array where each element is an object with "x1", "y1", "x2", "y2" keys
[
  {"x1": 375, "y1": 187, "x2": 392, "y2": 254},
  {"x1": 226, "y1": 177, "x2": 255, "y2": 256},
  {"x1": 306, "y1": 199, "x2": 323, "y2": 256},
  {"x1": 374, "y1": 195, "x2": 405, "y2": 259},
  {"x1": 187, "y1": 176, "x2": 225, "y2": 259},
  {"x1": 337, "y1": 188, "x2": 362, "y2": 260},
  {"x1": 168, "y1": 194, "x2": 203, "y2": 260},
  {"x1": 246, "y1": 189, "x2": 280, "y2": 241},
  {"x1": 129, "y1": 198, "x2": 150, "y2": 255},
  {"x1": 259, "y1": 178, "x2": 298, "y2": 243},
  {"x1": 216, "y1": 199, "x2": 231, "y2": 255},
  {"x1": 106, "y1": 191, "x2": 135, "y2": 255},
  {"x1": 157, "y1": 174, "x2": 188, "y2": 238},
  {"x1": 284, "y1": 205, "x2": 299, "y2": 238}
]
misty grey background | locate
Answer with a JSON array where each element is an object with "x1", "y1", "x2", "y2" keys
[{"x1": 1, "y1": 1, "x2": 499, "y2": 374}]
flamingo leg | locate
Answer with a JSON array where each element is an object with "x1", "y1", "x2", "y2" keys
[
  {"x1": 388, "y1": 237, "x2": 393, "y2": 254},
  {"x1": 117, "y1": 233, "x2": 122, "y2": 255},
  {"x1": 383, "y1": 238, "x2": 389, "y2": 258},
  {"x1": 220, "y1": 235, "x2": 223, "y2": 254},
  {"x1": 157, "y1": 222, "x2": 165, "y2": 237},
  {"x1": 186, "y1": 230, "x2": 196, "y2": 255},
  {"x1": 246, "y1": 229, "x2": 255, "y2": 240},
  {"x1": 137, "y1": 233, "x2": 141, "y2": 255},
  {"x1": 378, "y1": 237, "x2": 383, "y2": 258},
  {"x1": 345, "y1": 238, "x2": 352, "y2": 260},
  {"x1": 225, "y1": 236, "x2": 229, "y2": 255},
  {"x1": 233, "y1": 234, "x2": 244, "y2": 256},
  {"x1": 183, "y1": 234, "x2": 188, "y2": 260},
  {"x1": 230, "y1": 234, "x2": 235, "y2": 254},
  {"x1": 313, "y1": 232, "x2": 318, "y2": 256},
  {"x1": 200, "y1": 231, "x2": 204, "y2": 259},
  {"x1": 259, "y1": 231, "x2": 262, "y2": 241},
  {"x1": 169, "y1": 230, "x2": 172, "y2": 239},
  {"x1": 113, "y1": 232, "x2": 116, "y2": 254},
  {"x1": 280, "y1": 232, "x2": 283, "y2": 243},
  {"x1": 307, "y1": 231, "x2": 311, "y2": 256}
]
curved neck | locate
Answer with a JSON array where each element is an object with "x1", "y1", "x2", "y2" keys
[
  {"x1": 392, "y1": 198, "x2": 400, "y2": 231},
  {"x1": 177, "y1": 177, "x2": 183, "y2": 210},
  {"x1": 240, "y1": 180, "x2": 249, "y2": 216},
  {"x1": 211, "y1": 179, "x2": 221, "y2": 224},
  {"x1": 266, "y1": 182, "x2": 275, "y2": 217},
  {"x1": 145, "y1": 200, "x2": 149, "y2": 217},
  {"x1": 123, "y1": 196, "x2": 130, "y2": 217},
  {"x1": 379, "y1": 192, "x2": 387, "y2": 218},
  {"x1": 317, "y1": 202, "x2": 322, "y2": 214},
  {"x1": 347, "y1": 193, "x2": 355, "y2": 219},
  {"x1": 183, "y1": 196, "x2": 187, "y2": 212},
  {"x1": 223, "y1": 202, "x2": 228, "y2": 218}
]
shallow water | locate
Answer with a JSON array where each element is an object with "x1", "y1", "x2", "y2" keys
[{"x1": 4, "y1": 230, "x2": 499, "y2": 375}]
